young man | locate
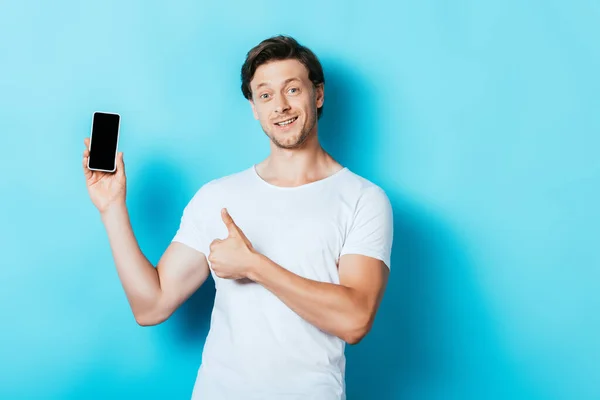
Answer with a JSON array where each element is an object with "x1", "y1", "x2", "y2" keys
[{"x1": 82, "y1": 35, "x2": 393, "y2": 400}]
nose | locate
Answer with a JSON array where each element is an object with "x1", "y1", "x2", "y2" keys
[{"x1": 274, "y1": 95, "x2": 291, "y2": 114}]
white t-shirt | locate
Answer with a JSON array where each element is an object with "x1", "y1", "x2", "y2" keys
[{"x1": 172, "y1": 165, "x2": 393, "y2": 400}]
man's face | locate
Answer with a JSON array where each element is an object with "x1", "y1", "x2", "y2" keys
[{"x1": 249, "y1": 59, "x2": 324, "y2": 149}]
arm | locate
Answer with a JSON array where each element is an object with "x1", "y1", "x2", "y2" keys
[
  {"x1": 244, "y1": 186, "x2": 393, "y2": 345},
  {"x1": 101, "y1": 203, "x2": 210, "y2": 326},
  {"x1": 82, "y1": 137, "x2": 210, "y2": 327},
  {"x1": 247, "y1": 253, "x2": 389, "y2": 345}
]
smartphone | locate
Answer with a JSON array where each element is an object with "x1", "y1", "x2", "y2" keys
[{"x1": 87, "y1": 111, "x2": 121, "y2": 173}]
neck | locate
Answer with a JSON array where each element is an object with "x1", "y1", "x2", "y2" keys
[{"x1": 257, "y1": 131, "x2": 343, "y2": 187}]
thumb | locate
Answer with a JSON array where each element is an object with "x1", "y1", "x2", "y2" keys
[{"x1": 221, "y1": 208, "x2": 239, "y2": 237}]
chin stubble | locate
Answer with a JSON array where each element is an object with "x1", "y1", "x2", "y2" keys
[{"x1": 266, "y1": 112, "x2": 317, "y2": 150}]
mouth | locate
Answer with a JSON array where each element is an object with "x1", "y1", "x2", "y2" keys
[{"x1": 274, "y1": 116, "x2": 298, "y2": 129}]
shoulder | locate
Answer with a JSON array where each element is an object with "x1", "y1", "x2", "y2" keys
[
  {"x1": 186, "y1": 166, "x2": 254, "y2": 207},
  {"x1": 340, "y1": 169, "x2": 391, "y2": 205},
  {"x1": 336, "y1": 170, "x2": 393, "y2": 228}
]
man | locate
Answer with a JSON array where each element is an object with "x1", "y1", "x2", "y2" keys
[{"x1": 82, "y1": 35, "x2": 393, "y2": 400}]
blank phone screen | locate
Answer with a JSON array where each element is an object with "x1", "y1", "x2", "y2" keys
[{"x1": 89, "y1": 112, "x2": 120, "y2": 171}]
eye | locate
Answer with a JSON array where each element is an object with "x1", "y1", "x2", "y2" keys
[
  {"x1": 288, "y1": 87, "x2": 299, "y2": 94},
  {"x1": 260, "y1": 93, "x2": 270, "y2": 99}
]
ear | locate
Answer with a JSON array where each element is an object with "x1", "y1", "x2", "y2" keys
[
  {"x1": 249, "y1": 99, "x2": 259, "y2": 120},
  {"x1": 315, "y1": 83, "x2": 325, "y2": 109}
]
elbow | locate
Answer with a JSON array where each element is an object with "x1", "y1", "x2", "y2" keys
[
  {"x1": 342, "y1": 316, "x2": 373, "y2": 345},
  {"x1": 343, "y1": 328, "x2": 369, "y2": 345},
  {"x1": 135, "y1": 316, "x2": 160, "y2": 327},
  {"x1": 134, "y1": 309, "x2": 169, "y2": 327}
]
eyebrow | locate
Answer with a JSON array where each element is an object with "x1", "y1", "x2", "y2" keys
[{"x1": 256, "y1": 77, "x2": 301, "y2": 90}]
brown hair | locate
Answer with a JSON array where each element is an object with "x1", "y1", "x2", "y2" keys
[{"x1": 241, "y1": 35, "x2": 325, "y2": 119}]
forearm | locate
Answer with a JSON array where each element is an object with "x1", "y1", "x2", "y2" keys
[
  {"x1": 100, "y1": 202, "x2": 161, "y2": 320},
  {"x1": 247, "y1": 254, "x2": 369, "y2": 344}
]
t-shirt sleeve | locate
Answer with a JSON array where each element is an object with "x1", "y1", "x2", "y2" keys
[
  {"x1": 171, "y1": 185, "x2": 211, "y2": 255},
  {"x1": 340, "y1": 186, "x2": 394, "y2": 269}
]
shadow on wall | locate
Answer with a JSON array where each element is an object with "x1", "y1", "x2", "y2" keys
[
  {"x1": 345, "y1": 201, "x2": 466, "y2": 400},
  {"x1": 318, "y1": 59, "x2": 520, "y2": 399},
  {"x1": 318, "y1": 58, "x2": 375, "y2": 172},
  {"x1": 130, "y1": 155, "x2": 216, "y2": 347}
]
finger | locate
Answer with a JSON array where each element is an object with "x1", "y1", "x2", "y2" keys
[
  {"x1": 116, "y1": 152, "x2": 125, "y2": 176},
  {"x1": 82, "y1": 154, "x2": 92, "y2": 180},
  {"x1": 209, "y1": 238, "x2": 222, "y2": 252},
  {"x1": 221, "y1": 208, "x2": 239, "y2": 237},
  {"x1": 83, "y1": 138, "x2": 91, "y2": 178},
  {"x1": 221, "y1": 209, "x2": 252, "y2": 244}
]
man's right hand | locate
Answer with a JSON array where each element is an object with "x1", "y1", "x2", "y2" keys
[{"x1": 82, "y1": 137, "x2": 127, "y2": 214}]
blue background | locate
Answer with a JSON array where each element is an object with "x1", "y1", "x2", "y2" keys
[{"x1": 1, "y1": 1, "x2": 598, "y2": 399}]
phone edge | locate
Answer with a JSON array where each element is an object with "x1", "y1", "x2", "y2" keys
[{"x1": 87, "y1": 111, "x2": 121, "y2": 173}]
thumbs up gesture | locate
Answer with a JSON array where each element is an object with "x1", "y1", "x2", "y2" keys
[{"x1": 208, "y1": 208, "x2": 258, "y2": 280}]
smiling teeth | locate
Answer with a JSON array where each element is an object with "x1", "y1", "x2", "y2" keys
[{"x1": 276, "y1": 117, "x2": 297, "y2": 126}]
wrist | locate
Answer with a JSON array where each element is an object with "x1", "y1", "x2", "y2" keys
[
  {"x1": 100, "y1": 201, "x2": 127, "y2": 221},
  {"x1": 246, "y1": 251, "x2": 268, "y2": 282}
]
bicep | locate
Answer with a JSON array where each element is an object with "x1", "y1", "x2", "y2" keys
[
  {"x1": 339, "y1": 254, "x2": 389, "y2": 320},
  {"x1": 156, "y1": 241, "x2": 211, "y2": 315},
  {"x1": 338, "y1": 186, "x2": 393, "y2": 317}
]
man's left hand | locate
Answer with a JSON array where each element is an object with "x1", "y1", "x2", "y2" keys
[{"x1": 208, "y1": 208, "x2": 258, "y2": 280}]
